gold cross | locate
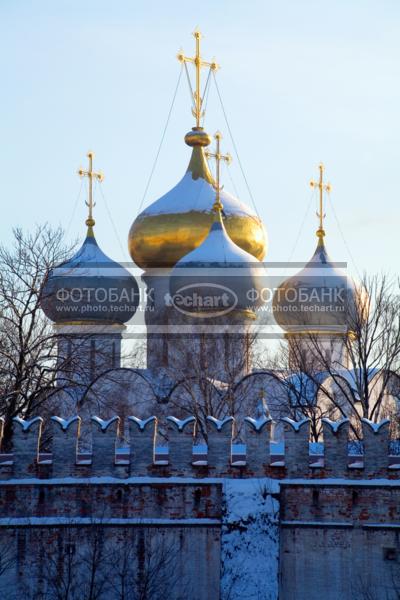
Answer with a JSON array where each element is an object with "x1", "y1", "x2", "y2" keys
[
  {"x1": 177, "y1": 29, "x2": 219, "y2": 128},
  {"x1": 78, "y1": 151, "x2": 104, "y2": 228},
  {"x1": 310, "y1": 163, "x2": 332, "y2": 239},
  {"x1": 205, "y1": 132, "x2": 232, "y2": 214}
]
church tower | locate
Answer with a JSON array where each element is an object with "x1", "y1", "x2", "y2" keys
[
  {"x1": 272, "y1": 163, "x2": 358, "y2": 370},
  {"x1": 128, "y1": 30, "x2": 267, "y2": 377},
  {"x1": 169, "y1": 132, "x2": 266, "y2": 380},
  {"x1": 41, "y1": 152, "x2": 139, "y2": 404}
]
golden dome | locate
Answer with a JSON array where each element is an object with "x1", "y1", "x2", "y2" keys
[{"x1": 128, "y1": 128, "x2": 267, "y2": 270}]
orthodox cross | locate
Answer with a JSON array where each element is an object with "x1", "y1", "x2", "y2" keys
[
  {"x1": 310, "y1": 163, "x2": 331, "y2": 239},
  {"x1": 78, "y1": 151, "x2": 104, "y2": 228},
  {"x1": 205, "y1": 132, "x2": 232, "y2": 213},
  {"x1": 177, "y1": 29, "x2": 219, "y2": 128}
]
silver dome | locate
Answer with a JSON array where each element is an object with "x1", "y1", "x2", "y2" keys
[
  {"x1": 272, "y1": 238, "x2": 357, "y2": 334},
  {"x1": 169, "y1": 216, "x2": 266, "y2": 319},
  {"x1": 41, "y1": 231, "x2": 139, "y2": 324}
]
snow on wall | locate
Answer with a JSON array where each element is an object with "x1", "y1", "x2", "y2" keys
[{"x1": 221, "y1": 478, "x2": 280, "y2": 600}]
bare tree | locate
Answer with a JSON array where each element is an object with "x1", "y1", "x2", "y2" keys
[
  {"x1": 0, "y1": 225, "x2": 148, "y2": 447},
  {"x1": 108, "y1": 529, "x2": 186, "y2": 600},
  {"x1": 0, "y1": 530, "x2": 17, "y2": 600},
  {"x1": 165, "y1": 322, "x2": 261, "y2": 441},
  {"x1": 269, "y1": 273, "x2": 400, "y2": 439},
  {"x1": 0, "y1": 226, "x2": 79, "y2": 434},
  {"x1": 12, "y1": 525, "x2": 187, "y2": 600}
]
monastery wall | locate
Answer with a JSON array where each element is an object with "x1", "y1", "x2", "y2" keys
[
  {"x1": 0, "y1": 415, "x2": 399, "y2": 599},
  {"x1": 280, "y1": 483, "x2": 400, "y2": 600}
]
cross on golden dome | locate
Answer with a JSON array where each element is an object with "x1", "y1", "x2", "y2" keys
[
  {"x1": 78, "y1": 151, "x2": 104, "y2": 230},
  {"x1": 310, "y1": 163, "x2": 332, "y2": 240},
  {"x1": 205, "y1": 132, "x2": 232, "y2": 214},
  {"x1": 177, "y1": 29, "x2": 219, "y2": 128}
]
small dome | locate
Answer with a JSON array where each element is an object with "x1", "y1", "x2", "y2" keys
[
  {"x1": 169, "y1": 213, "x2": 266, "y2": 318},
  {"x1": 272, "y1": 237, "x2": 357, "y2": 334},
  {"x1": 128, "y1": 128, "x2": 267, "y2": 270},
  {"x1": 41, "y1": 229, "x2": 139, "y2": 325}
]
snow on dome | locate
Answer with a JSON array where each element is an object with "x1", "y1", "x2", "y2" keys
[
  {"x1": 128, "y1": 133, "x2": 267, "y2": 270},
  {"x1": 140, "y1": 172, "x2": 255, "y2": 218},
  {"x1": 41, "y1": 231, "x2": 139, "y2": 325},
  {"x1": 176, "y1": 218, "x2": 261, "y2": 265},
  {"x1": 169, "y1": 215, "x2": 266, "y2": 318},
  {"x1": 272, "y1": 237, "x2": 357, "y2": 335}
]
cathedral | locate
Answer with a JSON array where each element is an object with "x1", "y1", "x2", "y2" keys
[
  {"x1": 1, "y1": 30, "x2": 400, "y2": 600},
  {"x1": 38, "y1": 30, "x2": 364, "y2": 434}
]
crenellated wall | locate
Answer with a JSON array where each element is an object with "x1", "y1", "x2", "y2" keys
[
  {"x1": 1, "y1": 414, "x2": 398, "y2": 480},
  {"x1": 1, "y1": 415, "x2": 400, "y2": 600}
]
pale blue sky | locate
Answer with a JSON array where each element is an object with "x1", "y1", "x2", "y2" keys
[{"x1": 0, "y1": 0, "x2": 399, "y2": 276}]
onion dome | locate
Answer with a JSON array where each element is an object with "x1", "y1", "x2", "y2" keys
[
  {"x1": 272, "y1": 163, "x2": 357, "y2": 335},
  {"x1": 130, "y1": 30, "x2": 267, "y2": 270},
  {"x1": 272, "y1": 235, "x2": 357, "y2": 334},
  {"x1": 41, "y1": 152, "x2": 139, "y2": 325},
  {"x1": 41, "y1": 228, "x2": 139, "y2": 325},
  {"x1": 128, "y1": 127, "x2": 267, "y2": 269},
  {"x1": 169, "y1": 133, "x2": 266, "y2": 319}
]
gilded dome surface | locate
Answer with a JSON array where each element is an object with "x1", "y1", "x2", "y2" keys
[
  {"x1": 41, "y1": 229, "x2": 139, "y2": 325},
  {"x1": 272, "y1": 237, "x2": 357, "y2": 334},
  {"x1": 128, "y1": 130, "x2": 267, "y2": 270}
]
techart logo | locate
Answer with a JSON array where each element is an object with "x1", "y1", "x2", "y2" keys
[{"x1": 170, "y1": 283, "x2": 238, "y2": 318}]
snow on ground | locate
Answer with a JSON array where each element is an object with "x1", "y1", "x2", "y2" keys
[{"x1": 221, "y1": 478, "x2": 280, "y2": 600}]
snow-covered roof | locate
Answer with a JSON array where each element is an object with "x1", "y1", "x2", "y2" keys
[
  {"x1": 53, "y1": 234, "x2": 131, "y2": 278},
  {"x1": 176, "y1": 218, "x2": 260, "y2": 265},
  {"x1": 141, "y1": 171, "x2": 256, "y2": 218}
]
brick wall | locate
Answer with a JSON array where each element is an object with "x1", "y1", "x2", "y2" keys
[{"x1": 280, "y1": 483, "x2": 400, "y2": 600}]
